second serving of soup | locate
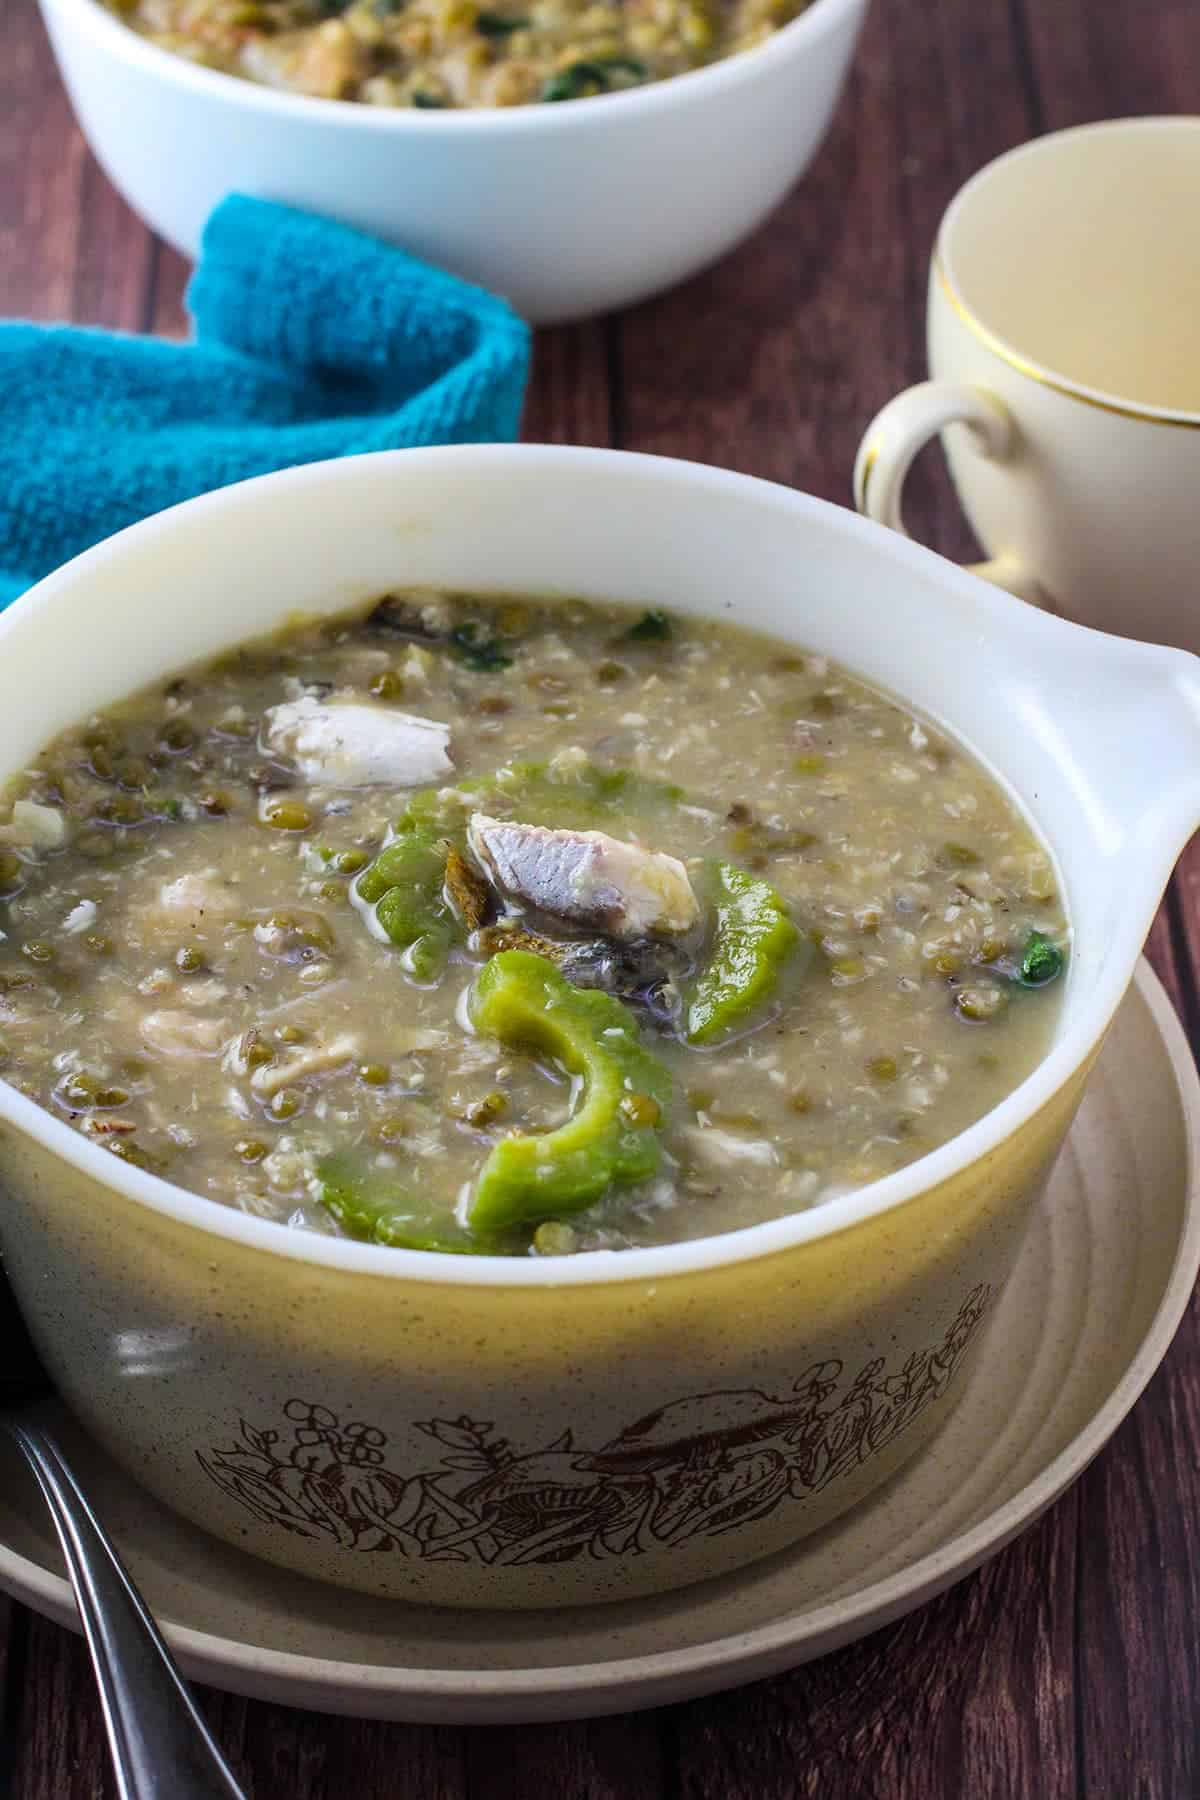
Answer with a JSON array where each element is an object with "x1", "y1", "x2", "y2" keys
[
  {"x1": 102, "y1": 0, "x2": 813, "y2": 109},
  {"x1": 0, "y1": 593, "x2": 1067, "y2": 1256}
]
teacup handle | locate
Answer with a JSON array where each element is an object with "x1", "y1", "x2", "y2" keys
[{"x1": 853, "y1": 381, "x2": 1043, "y2": 604}]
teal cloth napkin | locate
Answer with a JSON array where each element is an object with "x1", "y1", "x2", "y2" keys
[{"x1": 0, "y1": 195, "x2": 531, "y2": 611}]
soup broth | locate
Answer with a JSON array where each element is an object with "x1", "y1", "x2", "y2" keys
[
  {"x1": 103, "y1": 0, "x2": 812, "y2": 110},
  {"x1": 0, "y1": 593, "x2": 1068, "y2": 1255}
]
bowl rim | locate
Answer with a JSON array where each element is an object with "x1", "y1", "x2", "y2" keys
[
  {"x1": 45, "y1": 0, "x2": 867, "y2": 132},
  {"x1": 0, "y1": 444, "x2": 1181, "y2": 1289}
]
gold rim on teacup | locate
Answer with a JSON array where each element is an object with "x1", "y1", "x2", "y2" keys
[{"x1": 930, "y1": 252, "x2": 1200, "y2": 430}]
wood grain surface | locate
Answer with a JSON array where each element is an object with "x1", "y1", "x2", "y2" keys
[{"x1": 3, "y1": 0, "x2": 1200, "y2": 1793}]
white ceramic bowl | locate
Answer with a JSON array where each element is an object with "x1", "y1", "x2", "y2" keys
[
  {"x1": 37, "y1": 0, "x2": 869, "y2": 323},
  {"x1": 2, "y1": 446, "x2": 1198, "y2": 1611}
]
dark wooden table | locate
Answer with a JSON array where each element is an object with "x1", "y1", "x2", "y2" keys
[{"x1": 4, "y1": 0, "x2": 1200, "y2": 1793}]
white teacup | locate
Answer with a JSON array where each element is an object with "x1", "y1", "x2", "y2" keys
[{"x1": 854, "y1": 117, "x2": 1200, "y2": 650}]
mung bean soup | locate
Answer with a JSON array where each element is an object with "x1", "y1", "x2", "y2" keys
[
  {"x1": 101, "y1": 0, "x2": 812, "y2": 109},
  {"x1": 0, "y1": 593, "x2": 1068, "y2": 1255}
]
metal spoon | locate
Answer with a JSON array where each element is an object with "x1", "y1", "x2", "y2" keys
[{"x1": 0, "y1": 1259, "x2": 247, "y2": 1799}]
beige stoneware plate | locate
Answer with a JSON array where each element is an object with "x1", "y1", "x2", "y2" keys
[{"x1": 0, "y1": 960, "x2": 1196, "y2": 1725}]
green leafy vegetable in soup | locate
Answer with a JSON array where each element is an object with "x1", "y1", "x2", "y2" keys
[
  {"x1": 101, "y1": 0, "x2": 814, "y2": 110},
  {"x1": 1018, "y1": 930, "x2": 1064, "y2": 988},
  {"x1": 0, "y1": 591, "x2": 1069, "y2": 1256}
]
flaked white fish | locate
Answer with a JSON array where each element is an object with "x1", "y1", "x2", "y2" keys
[
  {"x1": 680, "y1": 1125, "x2": 780, "y2": 1170},
  {"x1": 262, "y1": 698, "x2": 452, "y2": 789},
  {"x1": 0, "y1": 800, "x2": 67, "y2": 849},
  {"x1": 156, "y1": 870, "x2": 240, "y2": 929},
  {"x1": 139, "y1": 1010, "x2": 227, "y2": 1059},
  {"x1": 248, "y1": 1033, "x2": 362, "y2": 1098},
  {"x1": 467, "y1": 813, "x2": 698, "y2": 940}
]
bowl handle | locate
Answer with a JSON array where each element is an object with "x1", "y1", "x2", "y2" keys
[{"x1": 853, "y1": 381, "x2": 1041, "y2": 605}]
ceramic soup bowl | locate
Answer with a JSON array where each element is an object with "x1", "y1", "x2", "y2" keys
[
  {"x1": 1, "y1": 447, "x2": 1197, "y2": 1610},
  {"x1": 37, "y1": 0, "x2": 868, "y2": 324}
]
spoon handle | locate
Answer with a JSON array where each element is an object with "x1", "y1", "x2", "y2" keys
[{"x1": 6, "y1": 1418, "x2": 247, "y2": 1800}]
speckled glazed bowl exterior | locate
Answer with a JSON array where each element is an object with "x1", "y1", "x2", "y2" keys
[{"x1": 2, "y1": 448, "x2": 1198, "y2": 1609}]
